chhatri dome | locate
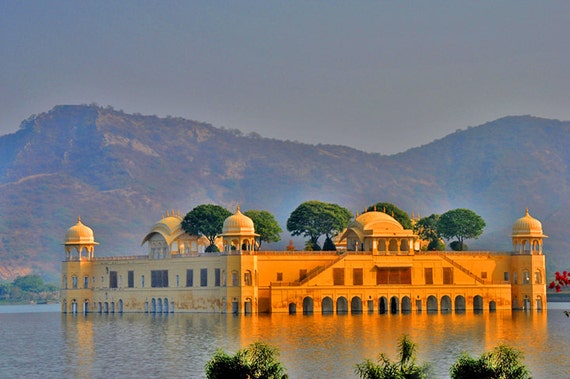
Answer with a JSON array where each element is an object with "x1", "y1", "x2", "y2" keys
[
  {"x1": 64, "y1": 217, "x2": 98, "y2": 260},
  {"x1": 511, "y1": 208, "x2": 547, "y2": 255},
  {"x1": 222, "y1": 205, "x2": 255, "y2": 235},
  {"x1": 512, "y1": 208, "x2": 547, "y2": 238},
  {"x1": 65, "y1": 216, "x2": 97, "y2": 245},
  {"x1": 221, "y1": 206, "x2": 258, "y2": 253}
]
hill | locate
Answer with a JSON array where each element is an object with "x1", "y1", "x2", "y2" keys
[{"x1": 0, "y1": 105, "x2": 569, "y2": 281}]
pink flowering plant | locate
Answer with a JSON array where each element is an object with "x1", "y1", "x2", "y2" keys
[{"x1": 548, "y1": 271, "x2": 570, "y2": 292}]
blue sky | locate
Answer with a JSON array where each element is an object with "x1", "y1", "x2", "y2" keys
[{"x1": 1, "y1": 1, "x2": 569, "y2": 154}]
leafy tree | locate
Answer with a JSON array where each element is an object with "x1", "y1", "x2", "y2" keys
[
  {"x1": 182, "y1": 204, "x2": 232, "y2": 252},
  {"x1": 244, "y1": 210, "x2": 283, "y2": 249},
  {"x1": 205, "y1": 341, "x2": 288, "y2": 379},
  {"x1": 13, "y1": 274, "x2": 45, "y2": 293},
  {"x1": 450, "y1": 241, "x2": 468, "y2": 251},
  {"x1": 322, "y1": 237, "x2": 336, "y2": 251},
  {"x1": 450, "y1": 344, "x2": 531, "y2": 379},
  {"x1": 413, "y1": 214, "x2": 444, "y2": 251},
  {"x1": 287, "y1": 201, "x2": 352, "y2": 251},
  {"x1": 367, "y1": 202, "x2": 413, "y2": 229},
  {"x1": 437, "y1": 208, "x2": 485, "y2": 251},
  {"x1": 355, "y1": 335, "x2": 431, "y2": 379}
]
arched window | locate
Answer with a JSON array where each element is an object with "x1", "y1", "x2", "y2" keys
[
  {"x1": 388, "y1": 239, "x2": 398, "y2": 252},
  {"x1": 400, "y1": 239, "x2": 409, "y2": 252},
  {"x1": 72, "y1": 276, "x2": 78, "y2": 289},
  {"x1": 522, "y1": 271, "x2": 530, "y2": 284},
  {"x1": 244, "y1": 271, "x2": 252, "y2": 286},
  {"x1": 534, "y1": 271, "x2": 542, "y2": 284}
]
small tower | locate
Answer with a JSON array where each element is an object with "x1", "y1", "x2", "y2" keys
[
  {"x1": 221, "y1": 206, "x2": 259, "y2": 253},
  {"x1": 62, "y1": 217, "x2": 97, "y2": 314},
  {"x1": 64, "y1": 217, "x2": 98, "y2": 261},
  {"x1": 510, "y1": 209, "x2": 547, "y2": 310},
  {"x1": 511, "y1": 208, "x2": 547, "y2": 255}
]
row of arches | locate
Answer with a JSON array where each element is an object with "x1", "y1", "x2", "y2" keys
[
  {"x1": 147, "y1": 298, "x2": 175, "y2": 313},
  {"x1": 289, "y1": 295, "x2": 492, "y2": 315},
  {"x1": 62, "y1": 299, "x2": 125, "y2": 314},
  {"x1": 348, "y1": 238, "x2": 413, "y2": 253}
]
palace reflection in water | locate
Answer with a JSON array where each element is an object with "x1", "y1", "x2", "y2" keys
[{"x1": 47, "y1": 306, "x2": 569, "y2": 379}]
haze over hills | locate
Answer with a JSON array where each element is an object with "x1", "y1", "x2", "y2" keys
[{"x1": 0, "y1": 105, "x2": 568, "y2": 282}]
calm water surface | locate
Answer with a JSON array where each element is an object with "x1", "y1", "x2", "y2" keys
[{"x1": 1, "y1": 303, "x2": 569, "y2": 378}]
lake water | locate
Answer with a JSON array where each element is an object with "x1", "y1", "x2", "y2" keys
[{"x1": 1, "y1": 304, "x2": 569, "y2": 378}]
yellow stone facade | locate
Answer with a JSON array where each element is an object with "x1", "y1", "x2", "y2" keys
[{"x1": 61, "y1": 208, "x2": 547, "y2": 314}]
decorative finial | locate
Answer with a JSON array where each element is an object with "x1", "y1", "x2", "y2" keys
[
  {"x1": 374, "y1": 205, "x2": 377, "y2": 211},
  {"x1": 236, "y1": 204, "x2": 241, "y2": 213},
  {"x1": 77, "y1": 216, "x2": 81, "y2": 223},
  {"x1": 525, "y1": 208, "x2": 529, "y2": 216}
]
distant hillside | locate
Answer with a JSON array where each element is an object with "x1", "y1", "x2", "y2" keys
[{"x1": 0, "y1": 105, "x2": 569, "y2": 281}]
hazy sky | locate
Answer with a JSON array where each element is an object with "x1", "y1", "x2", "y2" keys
[{"x1": 1, "y1": 1, "x2": 569, "y2": 154}]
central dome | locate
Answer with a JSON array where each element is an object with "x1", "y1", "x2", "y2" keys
[
  {"x1": 65, "y1": 217, "x2": 96, "y2": 245},
  {"x1": 354, "y1": 211, "x2": 404, "y2": 232},
  {"x1": 223, "y1": 206, "x2": 255, "y2": 234}
]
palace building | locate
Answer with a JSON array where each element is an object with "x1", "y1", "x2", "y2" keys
[{"x1": 61, "y1": 208, "x2": 547, "y2": 314}]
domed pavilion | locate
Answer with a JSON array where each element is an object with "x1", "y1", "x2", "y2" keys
[
  {"x1": 64, "y1": 217, "x2": 98, "y2": 261},
  {"x1": 511, "y1": 208, "x2": 547, "y2": 255}
]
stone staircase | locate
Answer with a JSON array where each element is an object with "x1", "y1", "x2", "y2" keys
[
  {"x1": 297, "y1": 252, "x2": 348, "y2": 286},
  {"x1": 440, "y1": 254, "x2": 485, "y2": 284}
]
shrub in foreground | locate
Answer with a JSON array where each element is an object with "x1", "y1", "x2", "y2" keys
[
  {"x1": 449, "y1": 344, "x2": 530, "y2": 379},
  {"x1": 354, "y1": 335, "x2": 431, "y2": 379},
  {"x1": 205, "y1": 341, "x2": 288, "y2": 379}
]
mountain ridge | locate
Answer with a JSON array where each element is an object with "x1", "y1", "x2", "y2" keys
[{"x1": 1, "y1": 105, "x2": 568, "y2": 281}]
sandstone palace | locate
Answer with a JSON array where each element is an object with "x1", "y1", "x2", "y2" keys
[{"x1": 61, "y1": 208, "x2": 547, "y2": 314}]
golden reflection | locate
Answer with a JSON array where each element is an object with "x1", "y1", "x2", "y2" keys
[
  {"x1": 62, "y1": 314, "x2": 94, "y2": 377},
  {"x1": 233, "y1": 309, "x2": 550, "y2": 377}
]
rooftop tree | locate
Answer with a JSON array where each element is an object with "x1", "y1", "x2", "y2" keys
[
  {"x1": 287, "y1": 200, "x2": 352, "y2": 251},
  {"x1": 438, "y1": 208, "x2": 486, "y2": 251},
  {"x1": 181, "y1": 204, "x2": 232, "y2": 252},
  {"x1": 244, "y1": 209, "x2": 282, "y2": 249},
  {"x1": 414, "y1": 214, "x2": 445, "y2": 251}
]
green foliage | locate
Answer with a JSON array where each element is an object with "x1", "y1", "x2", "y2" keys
[
  {"x1": 437, "y1": 208, "x2": 486, "y2": 250},
  {"x1": 322, "y1": 236, "x2": 336, "y2": 251},
  {"x1": 355, "y1": 335, "x2": 431, "y2": 379},
  {"x1": 14, "y1": 274, "x2": 45, "y2": 292},
  {"x1": 414, "y1": 214, "x2": 441, "y2": 247},
  {"x1": 0, "y1": 275, "x2": 59, "y2": 304},
  {"x1": 449, "y1": 344, "x2": 531, "y2": 379},
  {"x1": 205, "y1": 341, "x2": 288, "y2": 379},
  {"x1": 368, "y1": 202, "x2": 413, "y2": 229},
  {"x1": 287, "y1": 201, "x2": 352, "y2": 250},
  {"x1": 450, "y1": 241, "x2": 468, "y2": 251},
  {"x1": 182, "y1": 204, "x2": 232, "y2": 250},
  {"x1": 244, "y1": 210, "x2": 283, "y2": 249},
  {"x1": 427, "y1": 240, "x2": 446, "y2": 251}
]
